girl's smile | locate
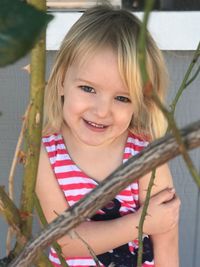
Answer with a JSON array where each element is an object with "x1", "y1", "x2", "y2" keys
[
  {"x1": 83, "y1": 119, "x2": 109, "y2": 132},
  {"x1": 59, "y1": 47, "x2": 134, "y2": 148}
]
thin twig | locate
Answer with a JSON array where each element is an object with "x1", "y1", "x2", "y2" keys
[
  {"x1": 8, "y1": 102, "x2": 32, "y2": 200},
  {"x1": 53, "y1": 203, "x2": 101, "y2": 266},
  {"x1": 6, "y1": 103, "x2": 32, "y2": 254},
  {"x1": 157, "y1": 43, "x2": 200, "y2": 186},
  {"x1": 152, "y1": 92, "x2": 200, "y2": 188},
  {"x1": 170, "y1": 41, "x2": 200, "y2": 114},
  {"x1": 34, "y1": 194, "x2": 69, "y2": 267},
  {"x1": 137, "y1": 0, "x2": 155, "y2": 85},
  {"x1": 136, "y1": 1, "x2": 155, "y2": 266},
  {"x1": 137, "y1": 169, "x2": 156, "y2": 267},
  {"x1": 72, "y1": 230, "x2": 101, "y2": 267},
  {"x1": 6, "y1": 229, "x2": 13, "y2": 255},
  {"x1": 185, "y1": 65, "x2": 200, "y2": 88}
]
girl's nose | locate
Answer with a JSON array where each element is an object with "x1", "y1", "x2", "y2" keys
[{"x1": 94, "y1": 97, "x2": 112, "y2": 118}]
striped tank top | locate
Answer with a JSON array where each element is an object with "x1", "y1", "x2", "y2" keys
[{"x1": 43, "y1": 132, "x2": 154, "y2": 267}]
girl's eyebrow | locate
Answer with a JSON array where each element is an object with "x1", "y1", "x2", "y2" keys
[
  {"x1": 75, "y1": 78, "x2": 97, "y2": 87},
  {"x1": 75, "y1": 78, "x2": 104, "y2": 90}
]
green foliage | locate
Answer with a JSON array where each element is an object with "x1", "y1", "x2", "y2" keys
[{"x1": 0, "y1": 0, "x2": 53, "y2": 67}]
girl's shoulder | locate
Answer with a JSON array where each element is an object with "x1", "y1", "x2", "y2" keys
[
  {"x1": 42, "y1": 133, "x2": 66, "y2": 157},
  {"x1": 127, "y1": 131, "x2": 149, "y2": 150},
  {"x1": 42, "y1": 133, "x2": 63, "y2": 145},
  {"x1": 128, "y1": 130, "x2": 151, "y2": 141}
]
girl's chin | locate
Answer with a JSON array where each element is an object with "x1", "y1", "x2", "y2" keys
[{"x1": 78, "y1": 137, "x2": 107, "y2": 147}]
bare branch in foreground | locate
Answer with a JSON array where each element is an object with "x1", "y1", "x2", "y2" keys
[{"x1": 9, "y1": 120, "x2": 200, "y2": 267}]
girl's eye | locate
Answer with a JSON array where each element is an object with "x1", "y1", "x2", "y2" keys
[
  {"x1": 115, "y1": 96, "x2": 131, "y2": 103},
  {"x1": 79, "y1": 86, "x2": 95, "y2": 93}
]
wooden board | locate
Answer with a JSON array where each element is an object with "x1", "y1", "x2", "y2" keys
[{"x1": 47, "y1": 0, "x2": 121, "y2": 9}]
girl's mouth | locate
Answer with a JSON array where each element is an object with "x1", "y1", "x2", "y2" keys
[{"x1": 83, "y1": 119, "x2": 108, "y2": 131}]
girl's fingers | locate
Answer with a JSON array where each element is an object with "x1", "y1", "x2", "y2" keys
[{"x1": 153, "y1": 188, "x2": 176, "y2": 204}]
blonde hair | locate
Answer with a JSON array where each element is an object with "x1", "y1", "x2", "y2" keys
[{"x1": 44, "y1": 5, "x2": 168, "y2": 140}]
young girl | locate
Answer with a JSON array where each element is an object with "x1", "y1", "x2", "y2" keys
[{"x1": 36, "y1": 4, "x2": 180, "y2": 267}]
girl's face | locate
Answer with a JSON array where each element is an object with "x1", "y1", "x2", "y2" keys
[{"x1": 60, "y1": 48, "x2": 134, "y2": 147}]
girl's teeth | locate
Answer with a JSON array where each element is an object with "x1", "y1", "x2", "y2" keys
[{"x1": 87, "y1": 121, "x2": 105, "y2": 128}]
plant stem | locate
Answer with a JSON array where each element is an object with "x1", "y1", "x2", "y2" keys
[
  {"x1": 137, "y1": 1, "x2": 155, "y2": 266},
  {"x1": 170, "y1": 42, "x2": 200, "y2": 115},
  {"x1": 6, "y1": 103, "x2": 32, "y2": 254},
  {"x1": 137, "y1": 169, "x2": 156, "y2": 267},
  {"x1": 0, "y1": 187, "x2": 52, "y2": 266},
  {"x1": 137, "y1": 0, "x2": 155, "y2": 85},
  {"x1": 152, "y1": 92, "x2": 200, "y2": 188},
  {"x1": 0, "y1": 187, "x2": 23, "y2": 239},
  {"x1": 34, "y1": 194, "x2": 69, "y2": 267},
  {"x1": 20, "y1": 0, "x2": 46, "y2": 239}
]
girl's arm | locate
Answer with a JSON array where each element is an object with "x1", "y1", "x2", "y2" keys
[
  {"x1": 36, "y1": 145, "x2": 180, "y2": 257},
  {"x1": 36, "y1": 144, "x2": 140, "y2": 256},
  {"x1": 139, "y1": 164, "x2": 180, "y2": 267},
  {"x1": 152, "y1": 226, "x2": 179, "y2": 267}
]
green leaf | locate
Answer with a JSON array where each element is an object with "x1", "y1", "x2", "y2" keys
[{"x1": 0, "y1": 0, "x2": 53, "y2": 67}]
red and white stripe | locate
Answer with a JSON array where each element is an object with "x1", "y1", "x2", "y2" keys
[{"x1": 43, "y1": 132, "x2": 154, "y2": 267}]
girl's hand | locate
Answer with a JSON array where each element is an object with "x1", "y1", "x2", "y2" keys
[{"x1": 138, "y1": 188, "x2": 181, "y2": 235}]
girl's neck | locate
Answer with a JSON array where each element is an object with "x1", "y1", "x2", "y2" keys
[
  {"x1": 61, "y1": 125, "x2": 129, "y2": 182},
  {"x1": 61, "y1": 124, "x2": 128, "y2": 155}
]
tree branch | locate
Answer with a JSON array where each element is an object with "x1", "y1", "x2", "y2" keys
[
  {"x1": 8, "y1": 120, "x2": 200, "y2": 267},
  {"x1": 19, "y1": 0, "x2": 46, "y2": 240},
  {"x1": 0, "y1": 187, "x2": 52, "y2": 267},
  {"x1": 0, "y1": 187, "x2": 25, "y2": 243}
]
